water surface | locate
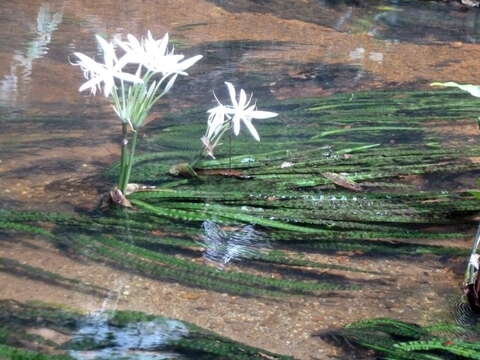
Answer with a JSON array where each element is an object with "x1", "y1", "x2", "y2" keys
[{"x1": 1, "y1": 0, "x2": 480, "y2": 359}]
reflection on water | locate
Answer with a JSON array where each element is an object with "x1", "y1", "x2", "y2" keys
[
  {"x1": 69, "y1": 311, "x2": 188, "y2": 360},
  {"x1": 199, "y1": 220, "x2": 269, "y2": 267},
  {"x1": 208, "y1": 0, "x2": 480, "y2": 43},
  {"x1": 0, "y1": 3, "x2": 63, "y2": 107}
]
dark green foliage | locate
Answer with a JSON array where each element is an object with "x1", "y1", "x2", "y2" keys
[
  {"x1": 116, "y1": 89, "x2": 480, "y2": 184},
  {"x1": 0, "y1": 344, "x2": 73, "y2": 360},
  {"x1": 110, "y1": 89, "x2": 480, "y2": 261},
  {"x1": 3, "y1": 89, "x2": 480, "y2": 297},
  {"x1": 322, "y1": 317, "x2": 480, "y2": 359},
  {"x1": 72, "y1": 233, "x2": 356, "y2": 296},
  {"x1": 0, "y1": 300, "x2": 79, "y2": 331},
  {"x1": 0, "y1": 300, "x2": 294, "y2": 360},
  {"x1": 107, "y1": 310, "x2": 157, "y2": 327},
  {"x1": 0, "y1": 208, "x2": 364, "y2": 297},
  {"x1": 107, "y1": 89, "x2": 480, "y2": 250},
  {"x1": 0, "y1": 221, "x2": 53, "y2": 238}
]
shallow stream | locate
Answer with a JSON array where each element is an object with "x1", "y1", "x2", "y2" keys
[{"x1": 2, "y1": 0, "x2": 480, "y2": 359}]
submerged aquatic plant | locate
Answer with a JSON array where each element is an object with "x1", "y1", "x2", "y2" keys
[
  {"x1": 73, "y1": 31, "x2": 202, "y2": 198},
  {"x1": 0, "y1": 300, "x2": 294, "y2": 360},
  {"x1": 322, "y1": 317, "x2": 480, "y2": 360},
  {"x1": 73, "y1": 33, "x2": 278, "y2": 204}
]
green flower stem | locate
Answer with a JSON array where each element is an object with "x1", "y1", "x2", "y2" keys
[
  {"x1": 120, "y1": 130, "x2": 139, "y2": 194},
  {"x1": 118, "y1": 123, "x2": 129, "y2": 191}
]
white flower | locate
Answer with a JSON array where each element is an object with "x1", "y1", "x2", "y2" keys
[
  {"x1": 206, "y1": 104, "x2": 229, "y2": 139},
  {"x1": 201, "y1": 105, "x2": 229, "y2": 159},
  {"x1": 224, "y1": 82, "x2": 278, "y2": 141},
  {"x1": 74, "y1": 35, "x2": 143, "y2": 97},
  {"x1": 201, "y1": 136, "x2": 217, "y2": 159},
  {"x1": 116, "y1": 32, "x2": 203, "y2": 78},
  {"x1": 200, "y1": 83, "x2": 278, "y2": 158}
]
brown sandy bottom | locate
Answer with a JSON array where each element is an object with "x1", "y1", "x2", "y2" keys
[
  {"x1": 0, "y1": 230, "x2": 468, "y2": 360},
  {"x1": 1, "y1": 0, "x2": 480, "y2": 358}
]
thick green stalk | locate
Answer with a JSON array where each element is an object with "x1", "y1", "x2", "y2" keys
[
  {"x1": 118, "y1": 123, "x2": 129, "y2": 192},
  {"x1": 120, "y1": 130, "x2": 139, "y2": 194}
]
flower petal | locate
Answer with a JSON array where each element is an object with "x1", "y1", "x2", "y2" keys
[
  {"x1": 232, "y1": 114, "x2": 241, "y2": 136},
  {"x1": 206, "y1": 106, "x2": 227, "y2": 138},
  {"x1": 163, "y1": 73, "x2": 178, "y2": 94},
  {"x1": 95, "y1": 35, "x2": 116, "y2": 68},
  {"x1": 103, "y1": 77, "x2": 115, "y2": 97},
  {"x1": 225, "y1": 82, "x2": 238, "y2": 108},
  {"x1": 250, "y1": 110, "x2": 278, "y2": 119},
  {"x1": 158, "y1": 33, "x2": 169, "y2": 57},
  {"x1": 79, "y1": 77, "x2": 101, "y2": 94},
  {"x1": 239, "y1": 89, "x2": 247, "y2": 108},
  {"x1": 178, "y1": 54, "x2": 203, "y2": 72},
  {"x1": 127, "y1": 33, "x2": 141, "y2": 49},
  {"x1": 114, "y1": 71, "x2": 143, "y2": 84},
  {"x1": 74, "y1": 52, "x2": 101, "y2": 73},
  {"x1": 242, "y1": 118, "x2": 260, "y2": 141}
]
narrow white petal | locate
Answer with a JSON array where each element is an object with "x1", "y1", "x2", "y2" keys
[
  {"x1": 127, "y1": 33, "x2": 141, "y2": 48},
  {"x1": 114, "y1": 71, "x2": 143, "y2": 84},
  {"x1": 74, "y1": 52, "x2": 101, "y2": 71},
  {"x1": 135, "y1": 64, "x2": 142, "y2": 77},
  {"x1": 250, "y1": 110, "x2": 278, "y2": 119},
  {"x1": 243, "y1": 118, "x2": 260, "y2": 141},
  {"x1": 116, "y1": 53, "x2": 134, "y2": 69},
  {"x1": 103, "y1": 77, "x2": 115, "y2": 97},
  {"x1": 158, "y1": 33, "x2": 169, "y2": 56},
  {"x1": 232, "y1": 115, "x2": 241, "y2": 136},
  {"x1": 212, "y1": 91, "x2": 224, "y2": 106},
  {"x1": 96, "y1": 35, "x2": 115, "y2": 67},
  {"x1": 239, "y1": 89, "x2": 247, "y2": 108},
  {"x1": 95, "y1": 34, "x2": 108, "y2": 48},
  {"x1": 208, "y1": 109, "x2": 226, "y2": 137},
  {"x1": 163, "y1": 73, "x2": 178, "y2": 93},
  {"x1": 207, "y1": 106, "x2": 219, "y2": 114},
  {"x1": 178, "y1": 55, "x2": 203, "y2": 71},
  {"x1": 79, "y1": 77, "x2": 101, "y2": 93},
  {"x1": 225, "y1": 82, "x2": 238, "y2": 108},
  {"x1": 163, "y1": 54, "x2": 185, "y2": 63}
]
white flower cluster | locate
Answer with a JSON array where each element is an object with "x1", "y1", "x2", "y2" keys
[
  {"x1": 73, "y1": 31, "x2": 278, "y2": 160},
  {"x1": 73, "y1": 31, "x2": 202, "y2": 98},
  {"x1": 202, "y1": 82, "x2": 278, "y2": 158}
]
